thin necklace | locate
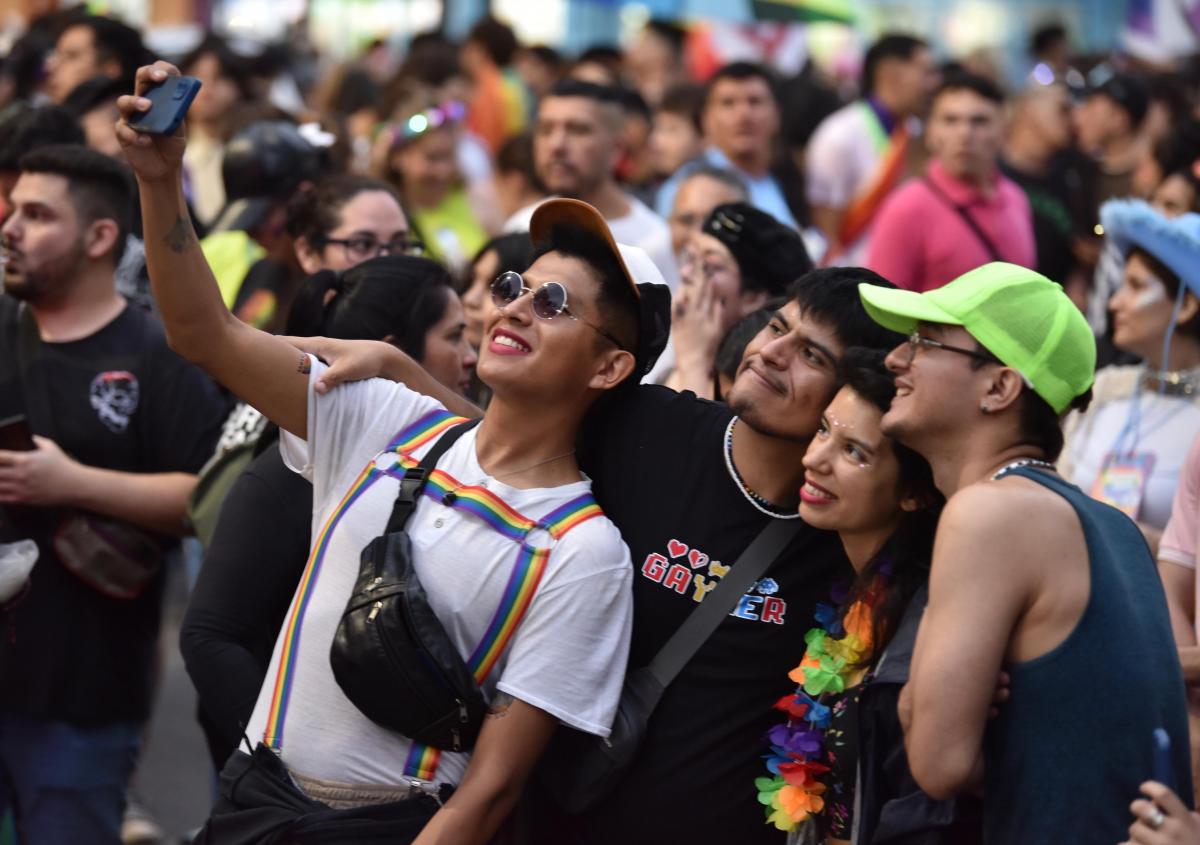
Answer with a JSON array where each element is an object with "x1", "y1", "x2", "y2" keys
[
  {"x1": 487, "y1": 449, "x2": 576, "y2": 482},
  {"x1": 724, "y1": 418, "x2": 801, "y2": 520},
  {"x1": 991, "y1": 457, "x2": 1056, "y2": 481}
]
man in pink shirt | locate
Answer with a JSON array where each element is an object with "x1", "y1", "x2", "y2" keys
[{"x1": 866, "y1": 73, "x2": 1036, "y2": 291}]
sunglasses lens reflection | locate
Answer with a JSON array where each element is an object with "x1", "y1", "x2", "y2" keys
[
  {"x1": 491, "y1": 271, "x2": 523, "y2": 306},
  {"x1": 532, "y1": 283, "x2": 567, "y2": 320}
]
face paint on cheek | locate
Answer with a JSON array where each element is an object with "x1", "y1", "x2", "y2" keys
[{"x1": 1132, "y1": 274, "x2": 1169, "y2": 309}]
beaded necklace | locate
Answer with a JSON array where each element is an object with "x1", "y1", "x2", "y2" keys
[
  {"x1": 756, "y1": 581, "x2": 884, "y2": 831},
  {"x1": 991, "y1": 458, "x2": 1055, "y2": 481},
  {"x1": 724, "y1": 418, "x2": 802, "y2": 520}
]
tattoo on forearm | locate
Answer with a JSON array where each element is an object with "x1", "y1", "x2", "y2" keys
[
  {"x1": 486, "y1": 692, "x2": 514, "y2": 719},
  {"x1": 297, "y1": 354, "x2": 311, "y2": 375},
  {"x1": 165, "y1": 214, "x2": 195, "y2": 254}
]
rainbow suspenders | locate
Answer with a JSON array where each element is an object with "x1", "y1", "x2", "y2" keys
[{"x1": 263, "y1": 410, "x2": 603, "y2": 782}]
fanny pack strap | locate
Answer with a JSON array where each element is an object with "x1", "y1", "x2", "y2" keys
[{"x1": 385, "y1": 419, "x2": 480, "y2": 534}]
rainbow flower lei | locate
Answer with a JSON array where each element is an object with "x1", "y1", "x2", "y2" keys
[{"x1": 756, "y1": 583, "x2": 883, "y2": 832}]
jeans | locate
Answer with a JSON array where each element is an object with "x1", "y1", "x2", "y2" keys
[{"x1": 0, "y1": 713, "x2": 140, "y2": 845}]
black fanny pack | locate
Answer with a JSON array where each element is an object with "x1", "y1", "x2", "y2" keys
[{"x1": 330, "y1": 420, "x2": 488, "y2": 753}]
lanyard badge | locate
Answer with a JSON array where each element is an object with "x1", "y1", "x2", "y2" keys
[{"x1": 1091, "y1": 452, "x2": 1155, "y2": 518}]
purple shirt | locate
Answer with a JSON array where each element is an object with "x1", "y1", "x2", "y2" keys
[{"x1": 865, "y1": 159, "x2": 1036, "y2": 291}]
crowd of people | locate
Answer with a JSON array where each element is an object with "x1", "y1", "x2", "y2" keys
[{"x1": 0, "y1": 5, "x2": 1200, "y2": 845}]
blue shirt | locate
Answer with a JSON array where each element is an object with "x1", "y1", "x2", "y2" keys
[{"x1": 654, "y1": 147, "x2": 799, "y2": 230}]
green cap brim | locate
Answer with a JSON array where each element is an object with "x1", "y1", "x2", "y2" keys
[{"x1": 858, "y1": 283, "x2": 964, "y2": 334}]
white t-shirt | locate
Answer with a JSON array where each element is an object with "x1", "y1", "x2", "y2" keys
[
  {"x1": 245, "y1": 359, "x2": 633, "y2": 788},
  {"x1": 504, "y1": 195, "x2": 680, "y2": 288}
]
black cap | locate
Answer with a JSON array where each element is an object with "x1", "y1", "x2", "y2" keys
[
  {"x1": 212, "y1": 121, "x2": 323, "y2": 233},
  {"x1": 701, "y1": 202, "x2": 813, "y2": 297},
  {"x1": 1088, "y1": 72, "x2": 1149, "y2": 128}
]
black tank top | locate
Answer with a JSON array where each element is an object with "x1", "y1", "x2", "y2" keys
[{"x1": 982, "y1": 468, "x2": 1192, "y2": 843}]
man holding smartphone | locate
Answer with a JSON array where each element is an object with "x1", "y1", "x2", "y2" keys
[{"x1": 0, "y1": 144, "x2": 224, "y2": 843}]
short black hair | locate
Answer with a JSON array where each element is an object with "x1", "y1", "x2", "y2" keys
[
  {"x1": 1030, "y1": 23, "x2": 1067, "y2": 57},
  {"x1": 61, "y1": 14, "x2": 153, "y2": 89},
  {"x1": 704, "y1": 61, "x2": 779, "y2": 109},
  {"x1": 934, "y1": 71, "x2": 1005, "y2": 107},
  {"x1": 658, "y1": 82, "x2": 705, "y2": 132},
  {"x1": 0, "y1": 105, "x2": 84, "y2": 172},
  {"x1": 790, "y1": 267, "x2": 906, "y2": 353},
  {"x1": 547, "y1": 77, "x2": 624, "y2": 107},
  {"x1": 862, "y1": 34, "x2": 927, "y2": 96},
  {"x1": 530, "y1": 223, "x2": 639, "y2": 359},
  {"x1": 17, "y1": 144, "x2": 132, "y2": 265},
  {"x1": 644, "y1": 20, "x2": 687, "y2": 56},
  {"x1": 467, "y1": 15, "x2": 519, "y2": 67}
]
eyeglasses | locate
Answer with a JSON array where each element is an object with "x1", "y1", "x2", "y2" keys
[
  {"x1": 320, "y1": 235, "x2": 425, "y2": 263},
  {"x1": 903, "y1": 330, "x2": 998, "y2": 366},
  {"x1": 490, "y1": 270, "x2": 627, "y2": 351}
]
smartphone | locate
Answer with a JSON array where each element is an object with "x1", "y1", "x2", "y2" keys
[
  {"x1": 1153, "y1": 728, "x2": 1176, "y2": 792},
  {"x1": 127, "y1": 75, "x2": 202, "y2": 135},
  {"x1": 0, "y1": 415, "x2": 34, "y2": 452}
]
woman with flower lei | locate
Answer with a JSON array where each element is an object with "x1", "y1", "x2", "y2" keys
[{"x1": 756, "y1": 349, "x2": 980, "y2": 844}]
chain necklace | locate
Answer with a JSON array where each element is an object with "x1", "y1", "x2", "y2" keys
[
  {"x1": 723, "y1": 418, "x2": 802, "y2": 520},
  {"x1": 991, "y1": 458, "x2": 1056, "y2": 481}
]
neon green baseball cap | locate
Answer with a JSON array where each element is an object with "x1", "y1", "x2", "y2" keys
[{"x1": 858, "y1": 262, "x2": 1096, "y2": 414}]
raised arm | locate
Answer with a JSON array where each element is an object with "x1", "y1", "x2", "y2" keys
[
  {"x1": 116, "y1": 63, "x2": 308, "y2": 437},
  {"x1": 901, "y1": 486, "x2": 1032, "y2": 799}
]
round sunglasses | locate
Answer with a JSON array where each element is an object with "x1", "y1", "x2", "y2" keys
[{"x1": 490, "y1": 271, "x2": 627, "y2": 351}]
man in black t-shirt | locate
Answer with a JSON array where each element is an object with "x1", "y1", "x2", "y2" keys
[
  {"x1": 551, "y1": 268, "x2": 903, "y2": 844},
  {"x1": 0, "y1": 145, "x2": 223, "y2": 844}
]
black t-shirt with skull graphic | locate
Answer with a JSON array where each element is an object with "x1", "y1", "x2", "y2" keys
[{"x1": 0, "y1": 295, "x2": 224, "y2": 725}]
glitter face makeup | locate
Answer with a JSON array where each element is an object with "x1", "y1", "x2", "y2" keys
[{"x1": 1130, "y1": 272, "x2": 1168, "y2": 309}]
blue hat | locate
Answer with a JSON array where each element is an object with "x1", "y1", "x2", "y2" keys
[{"x1": 1100, "y1": 199, "x2": 1200, "y2": 297}]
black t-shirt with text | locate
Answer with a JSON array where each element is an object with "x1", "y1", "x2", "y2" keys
[
  {"x1": 0, "y1": 295, "x2": 224, "y2": 725},
  {"x1": 564, "y1": 386, "x2": 850, "y2": 845}
]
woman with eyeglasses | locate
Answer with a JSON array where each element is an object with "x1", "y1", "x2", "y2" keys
[
  {"x1": 1059, "y1": 200, "x2": 1200, "y2": 554},
  {"x1": 287, "y1": 173, "x2": 419, "y2": 275},
  {"x1": 760, "y1": 349, "x2": 982, "y2": 845},
  {"x1": 374, "y1": 94, "x2": 488, "y2": 273},
  {"x1": 180, "y1": 256, "x2": 477, "y2": 772}
]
